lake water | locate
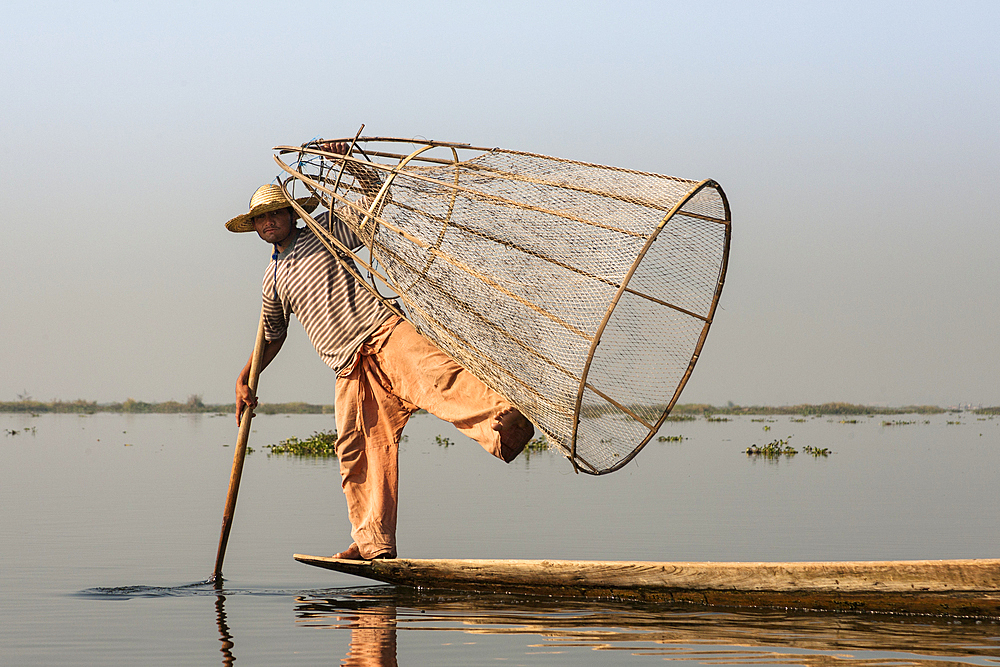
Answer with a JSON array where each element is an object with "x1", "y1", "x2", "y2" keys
[{"x1": 2, "y1": 410, "x2": 998, "y2": 665}]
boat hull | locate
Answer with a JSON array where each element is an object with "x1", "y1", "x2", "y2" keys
[{"x1": 294, "y1": 555, "x2": 1000, "y2": 617}]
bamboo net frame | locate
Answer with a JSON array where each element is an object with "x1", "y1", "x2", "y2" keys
[{"x1": 273, "y1": 136, "x2": 731, "y2": 475}]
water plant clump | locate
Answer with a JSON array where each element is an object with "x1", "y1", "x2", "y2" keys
[
  {"x1": 657, "y1": 435, "x2": 684, "y2": 442},
  {"x1": 744, "y1": 437, "x2": 796, "y2": 459},
  {"x1": 265, "y1": 430, "x2": 338, "y2": 456},
  {"x1": 881, "y1": 420, "x2": 916, "y2": 427},
  {"x1": 526, "y1": 434, "x2": 549, "y2": 451},
  {"x1": 802, "y1": 445, "x2": 831, "y2": 457}
]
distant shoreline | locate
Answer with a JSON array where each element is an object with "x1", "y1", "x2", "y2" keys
[{"x1": 2, "y1": 399, "x2": 996, "y2": 416}]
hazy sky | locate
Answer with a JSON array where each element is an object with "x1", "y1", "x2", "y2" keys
[{"x1": 2, "y1": 1, "x2": 997, "y2": 408}]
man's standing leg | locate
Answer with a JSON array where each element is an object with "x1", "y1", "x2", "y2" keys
[{"x1": 334, "y1": 348, "x2": 412, "y2": 559}]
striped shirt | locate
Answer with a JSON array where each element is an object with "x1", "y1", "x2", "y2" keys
[{"x1": 261, "y1": 209, "x2": 393, "y2": 373}]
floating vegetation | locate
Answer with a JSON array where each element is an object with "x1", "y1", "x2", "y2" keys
[
  {"x1": 881, "y1": 420, "x2": 915, "y2": 427},
  {"x1": 802, "y1": 445, "x2": 831, "y2": 457},
  {"x1": 744, "y1": 437, "x2": 796, "y2": 459},
  {"x1": 838, "y1": 419, "x2": 859, "y2": 424},
  {"x1": 946, "y1": 421, "x2": 963, "y2": 425},
  {"x1": 435, "y1": 435, "x2": 453, "y2": 447},
  {"x1": 789, "y1": 417, "x2": 807, "y2": 423},
  {"x1": 664, "y1": 414, "x2": 696, "y2": 422},
  {"x1": 751, "y1": 418, "x2": 776, "y2": 423},
  {"x1": 706, "y1": 416, "x2": 731, "y2": 422},
  {"x1": 657, "y1": 435, "x2": 684, "y2": 442},
  {"x1": 526, "y1": 435, "x2": 549, "y2": 451},
  {"x1": 264, "y1": 430, "x2": 338, "y2": 456},
  {"x1": 672, "y1": 402, "x2": 946, "y2": 417}
]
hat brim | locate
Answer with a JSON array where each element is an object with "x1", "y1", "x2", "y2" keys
[{"x1": 225, "y1": 197, "x2": 319, "y2": 233}]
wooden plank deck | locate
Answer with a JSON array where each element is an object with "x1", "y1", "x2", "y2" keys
[{"x1": 293, "y1": 555, "x2": 1000, "y2": 617}]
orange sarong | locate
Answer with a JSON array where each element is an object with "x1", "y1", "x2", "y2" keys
[{"x1": 334, "y1": 316, "x2": 508, "y2": 558}]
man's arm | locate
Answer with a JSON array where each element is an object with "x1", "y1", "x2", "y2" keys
[
  {"x1": 235, "y1": 333, "x2": 286, "y2": 425},
  {"x1": 318, "y1": 141, "x2": 382, "y2": 198}
]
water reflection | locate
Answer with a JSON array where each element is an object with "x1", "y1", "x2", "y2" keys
[
  {"x1": 214, "y1": 594, "x2": 236, "y2": 666},
  {"x1": 296, "y1": 592, "x2": 398, "y2": 666},
  {"x1": 294, "y1": 588, "x2": 1000, "y2": 667}
]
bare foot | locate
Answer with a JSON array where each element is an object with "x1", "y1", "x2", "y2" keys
[
  {"x1": 493, "y1": 407, "x2": 534, "y2": 463},
  {"x1": 332, "y1": 543, "x2": 396, "y2": 560},
  {"x1": 332, "y1": 543, "x2": 363, "y2": 559}
]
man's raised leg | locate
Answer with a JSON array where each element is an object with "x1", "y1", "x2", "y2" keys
[{"x1": 376, "y1": 320, "x2": 534, "y2": 462}]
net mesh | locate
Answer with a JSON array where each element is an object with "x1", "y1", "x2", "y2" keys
[{"x1": 275, "y1": 138, "x2": 730, "y2": 475}]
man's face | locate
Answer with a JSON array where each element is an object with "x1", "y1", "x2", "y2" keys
[{"x1": 252, "y1": 208, "x2": 295, "y2": 245}]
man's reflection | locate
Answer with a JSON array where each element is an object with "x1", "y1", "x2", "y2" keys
[
  {"x1": 338, "y1": 604, "x2": 397, "y2": 667},
  {"x1": 295, "y1": 594, "x2": 398, "y2": 667}
]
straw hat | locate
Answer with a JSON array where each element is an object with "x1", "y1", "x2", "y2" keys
[{"x1": 225, "y1": 184, "x2": 319, "y2": 233}]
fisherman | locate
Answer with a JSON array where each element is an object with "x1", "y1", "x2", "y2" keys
[{"x1": 226, "y1": 141, "x2": 533, "y2": 560}]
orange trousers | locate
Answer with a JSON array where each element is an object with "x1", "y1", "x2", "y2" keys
[{"x1": 334, "y1": 316, "x2": 509, "y2": 558}]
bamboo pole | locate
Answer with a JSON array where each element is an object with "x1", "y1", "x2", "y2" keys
[{"x1": 212, "y1": 304, "x2": 268, "y2": 583}]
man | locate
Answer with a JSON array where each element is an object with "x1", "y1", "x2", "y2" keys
[{"x1": 227, "y1": 142, "x2": 534, "y2": 560}]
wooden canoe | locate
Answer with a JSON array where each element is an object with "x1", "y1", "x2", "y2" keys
[{"x1": 293, "y1": 555, "x2": 1000, "y2": 617}]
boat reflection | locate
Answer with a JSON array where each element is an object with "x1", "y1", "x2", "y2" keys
[{"x1": 292, "y1": 587, "x2": 1000, "y2": 667}]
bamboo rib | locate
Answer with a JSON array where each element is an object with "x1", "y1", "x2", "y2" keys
[
  {"x1": 355, "y1": 230, "x2": 587, "y2": 392},
  {"x1": 357, "y1": 144, "x2": 434, "y2": 251},
  {"x1": 411, "y1": 145, "x2": 461, "y2": 291},
  {"x1": 569, "y1": 179, "x2": 718, "y2": 465},
  {"x1": 280, "y1": 149, "x2": 650, "y2": 238},
  {"x1": 586, "y1": 183, "x2": 731, "y2": 475},
  {"x1": 288, "y1": 210, "x2": 584, "y2": 453},
  {"x1": 622, "y1": 289, "x2": 711, "y2": 322},
  {"x1": 450, "y1": 160, "x2": 706, "y2": 217},
  {"x1": 281, "y1": 153, "x2": 718, "y2": 328},
  {"x1": 426, "y1": 249, "x2": 593, "y2": 341},
  {"x1": 302, "y1": 144, "x2": 724, "y2": 226},
  {"x1": 281, "y1": 186, "x2": 406, "y2": 323},
  {"x1": 277, "y1": 137, "x2": 485, "y2": 152},
  {"x1": 583, "y1": 383, "x2": 656, "y2": 431},
  {"x1": 347, "y1": 148, "x2": 462, "y2": 167},
  {"x1": 328, "y1": 124, "x2": 366, "y2": 218},
  {"x1": 400, "y1": 296, "x2": 577, "y2": 426},
  {"x1": 281, "y1": 138, "x2": 701, "y2": 185},
  {"x1": 312, "y1": 145, "x2": 701, "y2": 218},
  {"x1": 284, "y1": 179, "x2": 584, "y2": 425},
  {"x1": 276, "y1": 156, "x2": 596, "y2": 342},
  {"x1": 673, "y1": 209, "x2": 729, "y2": 225},
  {"x1": 387, "y1": 196, "x2": 712, "y2": 322}
]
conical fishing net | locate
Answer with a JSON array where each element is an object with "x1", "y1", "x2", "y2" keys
[{"x1": 273, "y1": 136, "x2": 730, "y2": 475}]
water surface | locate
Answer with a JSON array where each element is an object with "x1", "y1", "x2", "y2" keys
[{"x1": 2, "y1": 411, "x2": 998, "y2": 665}]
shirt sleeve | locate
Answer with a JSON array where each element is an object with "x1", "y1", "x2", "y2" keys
[{"x1": 261, "y1": 263, "x2": 289, "y2": 342}]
